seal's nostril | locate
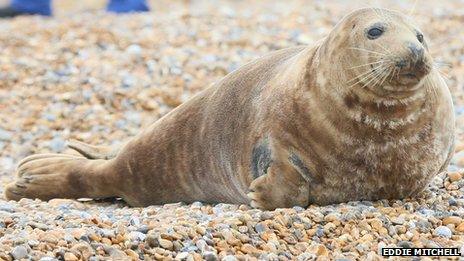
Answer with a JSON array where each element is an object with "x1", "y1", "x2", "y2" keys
[
  {"x1": 408, "y1": 43, "x2": 424, "y2": 59},
  {"x1": 396, "y1": 60, "x2": 407, "y2": 69}
]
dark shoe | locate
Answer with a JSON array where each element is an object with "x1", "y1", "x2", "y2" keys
[
  {"x1": 0, "y1": 6, "x2": 24, "y2": 18},
  {"x1": 107, "y1": 0, "x2": 149, "y2": 14}
]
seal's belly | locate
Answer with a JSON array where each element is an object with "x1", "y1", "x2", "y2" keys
[{"x1": 308, "y1": 141, "x2": 450, "y2": 205}]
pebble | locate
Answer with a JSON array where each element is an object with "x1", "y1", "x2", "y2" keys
[
  {"x1": 456, "y1": 222, "x2": 464, "y2": 232},
  {"x1": 63, "y1": 252, "x2": 78, "y2": 261},
  {"x1": 175, "y1": 252, "x2": 189, "y2": 260},
  {"x1": 397, "y1": 241, "x2": 413, "y2": 248},
  {"x1": 126, "y1": 44, "x2": 143, "y2": 56},
  {"x1": 447, "y1": 171, "x2": 462, "y2": 182},
  {"x1": 129, "y1": 231, "x2": 146, "y2": 242},
  {"x1": 433, "y1": 226, "x2": 452, "y2": 238},
  {"x1": 39, "y1": 257, "x2": 59, "y2": 261},
  {"x1": 0, "y1": 203, "x2": 16, "y2": 213},
  {"x1": 159, "y1": 238, "x2": 174, "y2": 250},
  {"x1": 203, "y1": 251, "x2": 219, "y2": 261},
  {"x1": 222, "y1": 255, "x2": 238, "y2": 261},
  {"x1": 49, "y1": 136, "x2": 66, "y2": 152},
  {"x1": 10, "y1": 245, "x2": 28, "y2": 260},
  {"x1": 0, "y1": 128, "x2": 13, "y2": 141},
  {"x1": 442, "y1": 216, "x2": 462, "y2": 225}
]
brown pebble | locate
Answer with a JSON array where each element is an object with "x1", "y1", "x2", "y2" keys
[
  {"x1": 101, "y1": 238, "x2": 112, "y2": 245},
  {"x1": 443, "y1": 216, "x2": 462, "y2": 225},
  {"x1": 456, "y1": 222, "x2": 464, "y2": 232},
  {"x1": 195, "y1": 226, "x2": 206, "y2": 235},
  {"x1": 70, "y1": 243, "x2": 94, "y2": 260},
  {"x1": 158, "y1": 238, "x2": 173, "y2": 250},
  {"x1": 447, "y1": 172, "x2": 462, "y2": 182},
  {"x1": 192, "y1": 253, "x2": 202, "y2": 261},
  {"x1": 240, "y1": 243, "x2": 257, "y2": 254},
  {"x1": 63, "y1": 252, "x2": 78, "y2": 261},
  {"x1": 457, "y1": 156, "x2": 464, "y2": 167},
  {"x1": 369, "y1": 218, "x2": 383, "y2": 231},
  {"x1": 154, "y1": 253, "x2": 165, "y2": 259},
  {"x1": 89, "y1": 233, "x2": 101, "y2": 242},
  {"x1": 126, "y1": 249, "x2": 139, "y2": 260},
  {"x1": 316, "y1": 244, "x2": 328, "y2": 256},
  {"x1": 455, "y1": 142, "x2": 464, "y2": 152}
]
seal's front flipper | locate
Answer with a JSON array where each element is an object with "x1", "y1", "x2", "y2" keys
[
  {"x1": 68, "y1": 139, "x2": 118, "y2": 160},
  {"x1": 4, "y1": 154, "x2": 118, "y2": 201},
  {"x1": 247, "y1": 160, "x2": 310, "y2": 210}
]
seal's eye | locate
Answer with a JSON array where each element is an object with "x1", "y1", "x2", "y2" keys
[
  {"x1": 367, "y1": 27, "x2": 384, "y2": 39},
  {"x1": 417, "y1": 33, "x2": 424, "y2": 43}
]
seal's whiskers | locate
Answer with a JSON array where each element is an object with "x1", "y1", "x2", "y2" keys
[
  {"x1": 347, "y1": 62, "x2": 387, "y2": 85},
  {"x1": 349, "y1": 47, "x2": 387, "y2": 57},
  {"x1": 360, "y1": 65, "x2": 389, "y2": 89},
  {"x1": 425, "y1": 75, "x2": 439, "y2": 101},
  {"x1": 348, "y1": 63, "x2": 388, "y2": 89},
  {"x1": 433, "y1": 61, "x2": 451, "y2": 68},
  {"x1": 433, "y1": 63, "x2": 451, "y2": 80},
  {"x1": 408, "y1": 0, "x2": 419, "y2": 17},
  {"x1": 373, "y1": 41, "x2": 393, "y2": 56},
  {"x1": 376, "y1": 65, "x2": 393, "y2": 88},
  {"x1": 348, "y1": 60, "x2": 384, "y2": 70}
]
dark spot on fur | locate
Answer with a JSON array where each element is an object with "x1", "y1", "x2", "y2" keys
[
  {"x1": 352, "y1": 23, "x2": 356, "y2": 29},
  {"x1": 15, "y1": 183, "x2": 26, "y2": 189},
  {"x1": 289, "y1": 153, "x2": 314, "y2": 183},
  {"x1": 67, "y1": 171, "x2": 87, "y2": 195},
  {"x1": 251, "y1": 141, "x2": 272, "y2": 179},
  {"x1": 344, "y1": 93, "x2": 360, "y2": 108},
  {"x1": 418, "y1": 125, "x2": 431, "y2": 141}
]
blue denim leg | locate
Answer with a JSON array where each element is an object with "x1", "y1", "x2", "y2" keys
[
  {"x1": 107, "y1": 0, "x2": 149, "y2": 13},
  {"x1": 10, "y1": 0, "x2": 52, "y2": 16}
]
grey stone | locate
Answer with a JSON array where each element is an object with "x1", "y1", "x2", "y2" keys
[
  {"x1": 129, "y1": 231, "x2": 146, "y2": 242},
  {"x1": 0, "y1": 203, "x2": 16, "y2": 213},
  {"x1": 126, "y1": 44, "x2": 142, "y2": 56},
  {"x1": 0, "y1": 128, "x2": 13, "y2": 141},
  {"x1": 254, "y1": 223, "x2": 266, "y2": 233},
  {"x1": 39, "y1": 257, "x2": 58, "y2": 261},
  {"x1": 434, "y1": 226, "x2": 452, "y2": 238},
  {"x1": 10, "y1": 245, "x2": 28, "y2": 260},
  {"x1": 397, "y1": 240, "x2": 413, "y2": 248},
  {"x1": 221, "y1": 255, "x2": 237, "y2": 261},
  {"x1": 203, "y1": 251, "x2": 218, "y2": 261},
  {"x1": 49, "y1": 136, "x2": 66, "y2": 152}
]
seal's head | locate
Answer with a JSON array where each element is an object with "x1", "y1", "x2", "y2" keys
[{"x1": 322, "y1": 8, "x2": 433, "y2": 98}]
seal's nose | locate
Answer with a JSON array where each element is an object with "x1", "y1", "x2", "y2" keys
[
  {"x1": 408, "y1": 42, "x2": 424, "y2": 63},
  {"x1": 395, "y1": 42, "x2": 427, "y2": 75},
  {"x1": 394, "y1": 42, "x2": 430, "y2": 84}
]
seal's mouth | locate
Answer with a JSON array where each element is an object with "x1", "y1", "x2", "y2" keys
[
  {"x1": 356, "y1": 59, "x2": 431, "y2": 99},
  {"x1": 401, "y1": 72, "x2": 418, "y2": 78},
  {"x1": 396, "y1": 71, "x2": 423, "y2": 86},
  {"x1": 363, "y1": 64, "x2": 429, "y2": 98},
  {"x1": 368, "y1": 65, "x2": 423, "y2": 89}
]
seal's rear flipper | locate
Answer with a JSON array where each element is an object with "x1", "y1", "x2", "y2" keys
[
  {"x1": 4, "y1": 154, "x2": 118, "y2": 201},
  {"x1": 67, "y1": 139, "x2": 117, "y2": 160}
]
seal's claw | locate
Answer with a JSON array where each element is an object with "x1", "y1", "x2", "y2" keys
[
  {"x1": 5, "y1": 154, "x2": 116, "y2": 202},
  {"x1": 247, "y1": 174, "x2": 278, "y2": 210},
  {"x1": 17, "y1": 155, "x2": 82, "y2": 177},
  {"x1": 247, "y1": 161, "x2": 311, "y2": 210},
  {"x1": 247, "y1": 192, "x2": 264, "y2": 209}
]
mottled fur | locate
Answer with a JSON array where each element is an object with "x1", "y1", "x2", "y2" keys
[{"x1": 5, "y1": 8, "x2": 455, "y2": 210}]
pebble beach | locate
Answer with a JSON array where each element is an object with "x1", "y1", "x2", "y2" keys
[{"x1": 0, "y1": 0, "x2": 464, "y2": 260}]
